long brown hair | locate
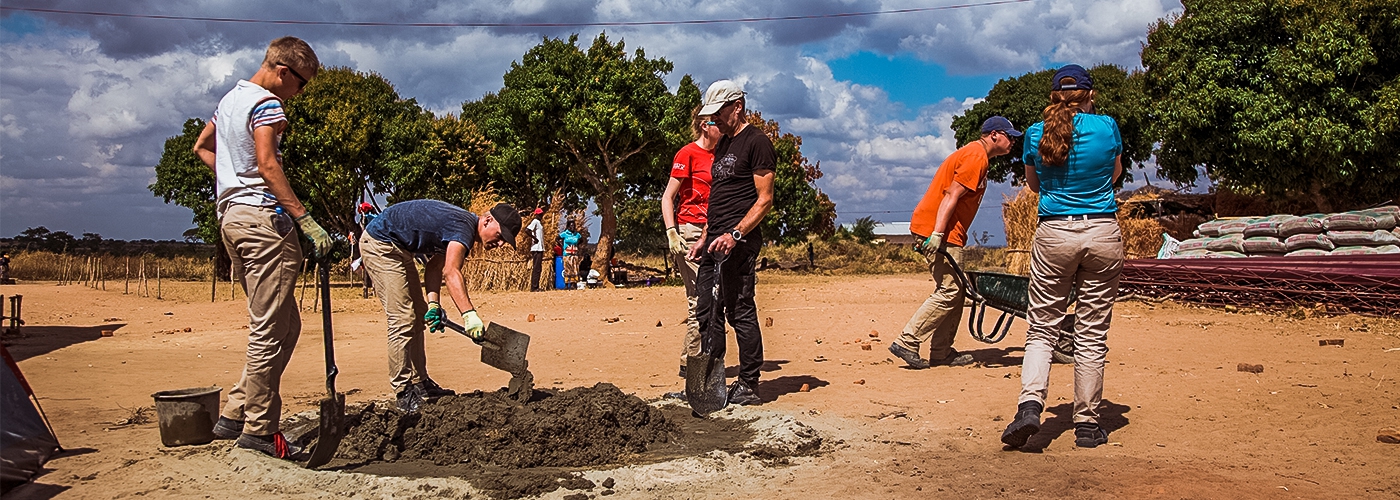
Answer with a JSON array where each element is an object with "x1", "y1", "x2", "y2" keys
[
  {"x1": 1038, "y1": 79, "x2": 1092, "y2": 167},
  {"x1": 689, "y1": 104, "x2": 706, "y2": 141}
]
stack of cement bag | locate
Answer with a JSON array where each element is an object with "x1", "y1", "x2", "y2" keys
[{"x1": 1167, "y1": 206, "x2": 1400, "y2": 258}]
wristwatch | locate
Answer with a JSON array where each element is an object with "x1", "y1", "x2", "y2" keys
[{"x1": 728, "y1": 228, "x2": 743, "y2": 241}]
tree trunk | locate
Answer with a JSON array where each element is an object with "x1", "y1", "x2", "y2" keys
[
  {"x1": 1307, "y1": 179, "x2": 1333, "y2": 213},
  {"x1": 595, "y1": 191, "x2": 617, "y2": 288}
]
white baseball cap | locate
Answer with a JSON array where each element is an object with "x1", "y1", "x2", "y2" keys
[{"x1": 698, "y1": 79, "x2": 745, "y2": 115}]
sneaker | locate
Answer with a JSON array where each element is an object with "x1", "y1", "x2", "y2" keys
[
  {"x1": 727, "y1": 381, "x2": 761, "y2": 406},
  {"x1": 1000, "y1": 401, "x2": 1043, "y2": 449},
  {"x1": 930, "y1": 349, "x2": 975, "y2": 367},
  {"x1": 418, "y1": 378, "x2": 455, "y2": 400},
  {"x1": 235, "y1": 432, "x2": 304, "y2": 460},
  {"x1": 888, "y1": 342, "x2": 929, "y2": 369},
  {"x1": 1074, "y1": 423, "x2": 1108, "y2": 448},
  {"x1": 397, "y1": 388, "x2": 425, "y2": 414},
  {"x1": 663, "y1": 391, "x2": 687, "y2": 401},
  {"x1": 212, "y1": 416, "x2": 243, "y2": 440},
  {"x1": 678, "y1": 364, "x2": 687, "y2": 379}
]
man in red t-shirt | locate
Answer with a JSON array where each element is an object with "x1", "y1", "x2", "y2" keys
[
  {"x1": 661, "y1": 108, "x2": 720, "y2": 379},
  {"x1": 889, "y1": 116, "x2": 1021, "y2": 368}
]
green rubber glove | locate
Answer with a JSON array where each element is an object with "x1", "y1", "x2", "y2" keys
[
  {"x1": 462, "y1": 310, "x2": 484, "y2": 342},
  {"x1": 294, "y1": 213, "x2": 333, "y2": 261},
  {"x1": 666, "y1": 227, "x2": 687, "y2": 254},
  {"x1": 424, "y1": 301, "x2": 444, "y2": 333}
]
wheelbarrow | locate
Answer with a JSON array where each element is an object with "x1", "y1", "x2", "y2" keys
[{"x1": 937, "y1": 248, "x2": 1076, "y2": 364}]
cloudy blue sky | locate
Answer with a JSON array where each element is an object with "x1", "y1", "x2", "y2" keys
[{"x1": 0, "y1": 0, "x2": 1182, "y2": 244}]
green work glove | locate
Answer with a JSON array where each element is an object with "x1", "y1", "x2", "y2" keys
[
  {"x1": 424, "y1": 301, "x2": 444, "y2": 333},
  {"x1": 666, "y1": 227, "x2": 687, "y2": 254},
  {"x1": 462, "y1": 310, "x2": 484, "y2": 342},
  {"x1": 294, "y1": 213, "x2": 333, "y2": 261}
]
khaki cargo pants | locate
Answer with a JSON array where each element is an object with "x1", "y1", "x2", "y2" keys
[
  {"x1": 673, "y1": 223, "x2": 705, "y2": 365},
  {"x1": 1018, "y1": 219, "x2": 1123, "y2": 425},
  {"x1": 359, "y1": 232, "x2": 430, "y2": 393},
  {"x1": 895, "y1": 245, "x2": 965, "y2": 361},
  {"x1": 219, "y1": 204, "x2": 303, "y2": 436}
]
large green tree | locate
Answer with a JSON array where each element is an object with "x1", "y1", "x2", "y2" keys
[
  {"x1": 749, "y1": 112, "x2": 837, "y2": 244},
  {"x1": 1143, "y1": 0, "x2": 1400, "y2": 211},
  {"x1": 951, "y1": 65, "x2": 1153, "y2": 185},
  {"x1": 465, "y1": 33, "x2": 691, "y2": 284},
  {"x1": 150, "y1": 118, "x2": 218, "y2": 244}
]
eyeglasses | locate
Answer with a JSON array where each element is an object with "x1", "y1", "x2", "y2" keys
[
  {"x1": 276, "y1": 61, "x2": 308, "y2": 90},
  {"x1": 704, "y1": 120, "x2": 717, "y2": 126}
]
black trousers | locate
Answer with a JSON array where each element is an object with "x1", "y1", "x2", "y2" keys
[
  {"x1": 695, "y1": 233, "x2": 764, "y2": 387},
  {"x1": 530, "y1": 251, "x2": 544, "y2": 291}
]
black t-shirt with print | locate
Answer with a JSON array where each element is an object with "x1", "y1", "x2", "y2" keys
[{"x1": 706, "y1": 124, "x2": 776, "y2": 238}]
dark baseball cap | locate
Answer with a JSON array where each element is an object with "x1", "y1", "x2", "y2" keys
[
  {"x1": 1051, "y1": 64, "x2": 1093, "y2": 91},
  {"x1": 980, "y1": 116, "x2": 1023, "y2": 137},
  {"x1": 489, "y1": 203, "x2": 523, "y2": 247}
]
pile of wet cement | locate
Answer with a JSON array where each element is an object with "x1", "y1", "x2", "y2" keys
[{"x1": 335, "y1": 383, "x2": 678, "y2": 468}]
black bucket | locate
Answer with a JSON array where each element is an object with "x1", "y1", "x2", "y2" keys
[{"x1": 151, "y1": 386, "x2": 221, "y2": 447}]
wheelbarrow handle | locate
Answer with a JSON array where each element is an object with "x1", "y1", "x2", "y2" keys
[
  {"x1": 935, "y1": 247, "x2": 1014, "y2": 344},
  {"x1": 935, "y1": 247, "x2": 984, "y2": 303}
]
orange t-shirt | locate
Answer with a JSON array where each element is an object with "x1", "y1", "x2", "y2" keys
[{"x1": 909, "y1": 142, "x2": 990, "y2": 247}]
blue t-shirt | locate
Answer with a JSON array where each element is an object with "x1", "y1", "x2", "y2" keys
[
  {"x1": 1022, "y1": 113, "x2": 1121, "y2": 216},
  {"x1": 366, "y1": 199, "x2": 478, "y2": 256}
]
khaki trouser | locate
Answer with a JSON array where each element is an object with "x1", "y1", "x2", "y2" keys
[
  {"x1": 359, "y1": 233, "x2": 430, "y2": 393},
  {"x1": 219, "y1": 204, "x2": 303, "y2": 436},
  {"x1": 1019, "y1": 219, "x2": 1123, "y2": 424},
  {"x1": 672, "y1": 223, "x2": 705, "y2": 364},
  {"x1": 896, "y1": 245, "x2": 964, "y2": 360}
]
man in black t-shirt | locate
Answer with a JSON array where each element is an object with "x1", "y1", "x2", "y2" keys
[{"x1": 686, "y1": 80, "x2": 776, "y2": 406}]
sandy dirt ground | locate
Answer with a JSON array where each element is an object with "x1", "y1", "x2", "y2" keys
[{"x1": 2, "y1": 272, "x2": 1399, "y2": 499}]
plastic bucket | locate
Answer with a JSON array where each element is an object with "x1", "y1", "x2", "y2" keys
[{"x1": 151, "y1": 386, "x2": 221, "y2": 447}]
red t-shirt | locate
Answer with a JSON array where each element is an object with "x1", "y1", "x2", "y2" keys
[
  {"x1": 671, "y1": 142, "x2": 713, "y2": 225},
  {"x1": 909, "y1": 142, "x2": 990, "y2": 247}
]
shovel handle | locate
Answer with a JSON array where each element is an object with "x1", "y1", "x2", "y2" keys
[
  {"x1": 440, "y1": 318, "x2": 483, "y2": 345},
  {"x1": 319, "y1": 264, "x2": 338, "y2": 397}
]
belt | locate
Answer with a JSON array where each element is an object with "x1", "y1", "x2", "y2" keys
[{"x1": 1039, "y1": 212, "x2": 1116, "y2": 222}]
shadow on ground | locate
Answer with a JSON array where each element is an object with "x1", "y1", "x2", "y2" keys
[{"x1": 3, "y1": 324, "x2": 127, "y2": 362}]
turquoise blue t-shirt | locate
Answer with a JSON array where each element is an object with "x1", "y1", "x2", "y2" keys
[{"x1": 1022, "y1": 113, "x2": 1121, "y2": 216}]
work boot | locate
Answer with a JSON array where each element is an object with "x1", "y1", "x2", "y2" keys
[
  {"x1": 397, "y1": 388, "x2": 425, "y2": 414},
  {"x1": 663, "y1": 390, "x2": 687, "y2": 401},
  {"x1": 727, "y1": 381, "x2": 761, "y2": 406},
  {"x1": 888, "y1": 342, "x2": 929, "y2": 369},
  {"x1": 930, "y1": 349, "x2": 974, "y2": 367},
  {"x1": 1074, "y1": 423, "x2": 1108, "y2": 448},
  {"x1": 417, "y1": 378, "x2": 455, "y2": 400},
  {"x1": 1000, "y1": 400, "x2": 1043, "y2": 449},
  {"x1": 212, "y1": 416, "x2": 243, "y2": 440},
  {"x1": 236, "y1": 432, "x2": 304, "y2": 460}
]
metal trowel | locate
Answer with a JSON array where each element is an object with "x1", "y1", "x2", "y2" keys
[{"x1": 443, "y1": 319, "x2": 533, "y2": 403}]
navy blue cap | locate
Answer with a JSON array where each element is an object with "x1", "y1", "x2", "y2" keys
[
  {"x1": 980, "y1": 116, "x2": 1023, "y2": 137},
  {"x1": 1051, "y1": 64, "x2": 1093, "y2": 91}
]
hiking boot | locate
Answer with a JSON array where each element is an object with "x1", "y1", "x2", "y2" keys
[
  {"x1": 397, "y1": 388, "x2": 425, "y2": 414},
  {"x1": 888, "y1": 342, "x2": 929, "y2": 369},
  {"x1": 678, "y1": 364, "x2": 687, "y2": 379},
  {"x1": 236, "y1": 432, "x2": 304, "y2": 460},
  {"x1": 1000, "y1": 401, "x2": 1043, "y2": 449},
  {"x1": 930, "y1": 349, "x2": 974, "y2": 367},
  {"x1": 212, "y1": 416, "x2": 243, "y2": 440},
  {"x1": 1074, "y1": 423, "x2": 1108, "y2": 448},
  {"x1": 727, "y1": 381, "x2": 761, "y2": 406},
  {"x1": 418, "y1": 378, "x2": 455, "y2": 400}
]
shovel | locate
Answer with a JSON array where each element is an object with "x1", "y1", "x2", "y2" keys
[
  {"x1": 304, "y1": 263, "x2": 345, "y2": 469},
  {"x1": 685, "y1": 251, "x2": 730, "y2": 416},
  {"x1": 442, "y1": 319, "x2": 534, "y2": 403}
]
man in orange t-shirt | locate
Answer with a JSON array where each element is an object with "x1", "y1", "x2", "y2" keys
[{"x1": 889, "y1": 116, "x2": 1020, "y2": 368}]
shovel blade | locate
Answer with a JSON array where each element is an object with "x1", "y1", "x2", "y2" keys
[
  {"x1": 481, "y1": 323, "x2": 530, "y2": 374},
  {"x1": 685, "y1": 354, "x2": 728, "y2": 415},
  {"x1": 304, "y1": 393, "x2": 345, "y2": 469}
]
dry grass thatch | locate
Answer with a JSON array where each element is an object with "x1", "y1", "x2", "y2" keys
[
  {"x1": 1001, "y1": 187, "x2": 1176, "y2": 269},
  {"x1": 758, "y1": 238, "x2": 1007, "y2": 275},
  {"x1": 1001, "y1": 188, "x2": 1039, "y2": 275},
  {"x1": 460, "y1": 188, "x2": 561, "y2": 292}
]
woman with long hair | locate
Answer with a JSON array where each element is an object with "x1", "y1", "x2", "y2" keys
[{"x1": 1001, "y1": 64, "x2": 1124, "y2": 450}]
